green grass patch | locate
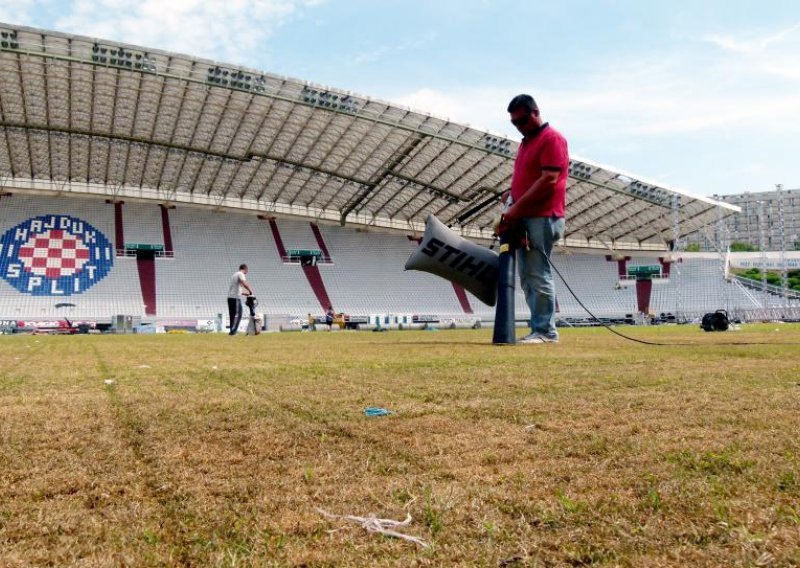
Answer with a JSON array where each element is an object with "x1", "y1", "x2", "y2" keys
[{"x1": 1, "y1": 325, "x2": 800, "y2": 565}]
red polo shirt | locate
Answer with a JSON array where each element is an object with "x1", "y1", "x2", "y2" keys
[{"x1": 510, "y1": 123, "x2": 569, "y2": 218}]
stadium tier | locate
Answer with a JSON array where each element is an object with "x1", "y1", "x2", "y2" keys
[
  {"x1": 3, "y1": 194, "x2": 797, "y2": 326},
  {"x1": 0, "y1": 23, "x2": 737, "y2": 249},
  {"x1": 5, "y1": 23, "x2": 799, "y2": 327}
]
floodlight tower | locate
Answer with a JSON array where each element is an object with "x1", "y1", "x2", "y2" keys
[
  {"x1": 776, "y1": 184, "x2": 788, "y2": 305},
  {"x1": 670, "y1": 193, "x2": 683, "y2": 321},
  {"x1": 716, "y1": 203, "x2": 731, "y2": 312},
  {"x1": 768, "y1": 200, "x2": 777, "y2": 309},
  {"x1": 757, "y1": 200, "x2": 769, "y2": 308}
]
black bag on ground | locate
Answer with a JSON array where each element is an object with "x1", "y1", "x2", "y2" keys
[{"x1": 701, "y1": 310, "x2": 730, "y2": 332}]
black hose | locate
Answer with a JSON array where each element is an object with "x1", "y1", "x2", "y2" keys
[{"x1": 533, "y1": 244, "x2": 800, "y2": 347}]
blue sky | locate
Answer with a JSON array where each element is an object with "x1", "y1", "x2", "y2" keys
[{"x1": 2, "y1": 0, "x2": 799, "y2": 197}]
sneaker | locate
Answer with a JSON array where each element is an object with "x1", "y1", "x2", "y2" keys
[{"x1": 518, "y1": 333, "x2": 559, "y2": 344}]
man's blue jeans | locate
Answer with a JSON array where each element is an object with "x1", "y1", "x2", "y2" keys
[
  {"x1": 227, "y1": 297, "x2": 242, "y2": 335},
  {"x1": 516, "y1": 216, "x2": 565, "y2": 338}
]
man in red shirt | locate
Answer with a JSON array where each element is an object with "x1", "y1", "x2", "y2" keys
[{"x1": 503, "y1": 94, "x2": 569, "y2": 344}]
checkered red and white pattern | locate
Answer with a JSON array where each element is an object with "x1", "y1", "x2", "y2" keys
[{"x1": 17, "y1": 229, "x2": 91, "y2": 279}]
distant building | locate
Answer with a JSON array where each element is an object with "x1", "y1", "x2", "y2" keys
[{"x1": 686, "y1": 186, "x2": 800, "y2": 252}]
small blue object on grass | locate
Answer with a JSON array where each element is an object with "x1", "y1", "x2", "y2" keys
[{"x1": 364, "y1": 407, "x2": 393, "y2": 417}]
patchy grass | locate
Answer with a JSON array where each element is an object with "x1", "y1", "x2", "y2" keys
[{"x1": 1, "y1": 324, "x2": 800, "y2": 566}]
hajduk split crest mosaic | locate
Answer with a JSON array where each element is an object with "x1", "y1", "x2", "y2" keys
[{"x1": 0, "y1": 215, "x2": 114, "y2": 296}]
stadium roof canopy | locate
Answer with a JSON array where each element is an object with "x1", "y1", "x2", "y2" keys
[{"x1": 0, "y1": 23, "x2": 738, "y2": 250}]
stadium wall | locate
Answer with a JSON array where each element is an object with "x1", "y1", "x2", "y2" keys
[{"x1": 2, "y1": 193, "x2": 799, "y2": 326}]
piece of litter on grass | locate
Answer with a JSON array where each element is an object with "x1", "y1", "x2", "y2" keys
[
  {"x1": 316, "y1": 508, "x2": 428, "y2": 548},
  {"x1": 137, "y1": 364, "x2": 151, "y2": 369},
  {"x1": 211, "y1": 365, "x2": 218, "y2": 370},
  {"x1": 104, "y1": 379, "x2": 115, "y2": 385},
  {"x1": 499, "y1": 555, "x2": 526, "y2": 567},
  {"x1": 364, "y1": 407, "x2": 392, "y2": 417}
]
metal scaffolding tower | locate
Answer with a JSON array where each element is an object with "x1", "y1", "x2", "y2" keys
[
  {"x1": 777, "y1": 184, "x2": 788, "y2": 304},
  {"x1": 671, "y1": 194, "x2": 683, "y2": 320},
  {"x1": 757, "y1": 200, "x2": 769, "y2": 303},
  {"x1": 716, "y1": 204, "x2": 731, "y2": 312}
]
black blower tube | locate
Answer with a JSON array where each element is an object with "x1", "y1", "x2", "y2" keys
[{"x1": 492, "y1": 232, "x2": 516, "y2": 344}]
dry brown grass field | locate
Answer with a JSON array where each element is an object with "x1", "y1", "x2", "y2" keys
[{"x1": 1, "y1": 324, "x2": 800, "y2": 567}]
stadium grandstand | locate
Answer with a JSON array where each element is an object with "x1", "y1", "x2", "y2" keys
[{"x1": 2, "y1": 23, "x2": 799, "y2": 332}]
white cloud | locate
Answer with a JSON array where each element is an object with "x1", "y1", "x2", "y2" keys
[
  {"x1": 387, "y1": 33, "x2": 800, "y2": 194},
  {"x1": 391, "y1": 37, "x2": 800, "y2": 146},
  {"x1": 0, "y1": 0, "x2": 38, "y2": 24},
  {"x1": 703, "y1": 22, "x2": 800, "y2": 54},
  {"x1": 53, "y1": 0, "x2": 325, "y2": 64},
  {"x1": 352, "y1": 32, "x2": 437, "y2": 65},
  {"x1": 392, "y1": 84, "x2": 756, "y2": 146},
  {"x1": 392, "y1": 87, "x2": 505, "y2": 130},
  {"x1": 738, "y1": 163, "x2": 766, "y2": 175},
  {"x1": 702, "y1": 22, "x2": 800, "y2": 82}
]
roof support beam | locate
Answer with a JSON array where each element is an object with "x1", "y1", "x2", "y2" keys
[
  {"x1": 177, "y1": 71, "x2": 220, "y2": 192},
  {"x1": 66, "y1": 42, "x2": 73, "y2": 183},
  {"x1": 610, "y1": 205, "x2": 672, "y2": 241},
  {"x1": 319, "y1": 108, "x2": 412, "y2": 212},
  {"x1": 160, "y1": 61, "x2": 195, "y2": 193},
  {"x1": 138, "y1": 60, "x2": 170, "y2": 191},
  {"x1": 339, "y1": 132, "x2": 425, "y2": 225},
  {"x1": 450, "y1": 190, "x2": 502, "y2": 226},
  {"x1": 0, "y1": 27, "x2": 738, "y2": 245},
  {"x1": 0, "y1": 68, "x2": 17, "y2": 177},
  {"x1": 303, "y1": 115, "x2": 363, "y2": 207},
  {"x1": 254, "y1": 101, "x2": 308, "y2": 201},
  {"x1": 263, "y1": 104, "x2": 318, "y2": 204},
  {"x1": 584, "y1": 197, "x2": 653, "y2": 239},
  {"x1": 16, "y1": 54, "x2": 35, "y2": 178},
  {"x1": 284, "y1": 109, "x2": 341, "y2": 204},
  {"x1": 207, "y1": 92, "x2": 259, "y2": 195},
  {"x1": 236, "y1": 89, "x2": 282, "y2": 199},
  {"x1": 637, "y1": 205, "x2": 719, "y2": 243}
]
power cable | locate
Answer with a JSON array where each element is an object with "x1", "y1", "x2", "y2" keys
[{"x1": 534, "y1": 242, "x2": 800, "y2": 347}]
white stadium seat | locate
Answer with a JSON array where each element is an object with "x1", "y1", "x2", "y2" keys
[{"x1": 2, "y1": 195, "x2": 798, "y2": 323}]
